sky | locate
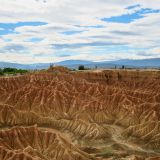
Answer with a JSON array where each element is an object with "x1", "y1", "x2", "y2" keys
[{"x1": 0, "y1": 0, "x2": 160, "y2": 64}]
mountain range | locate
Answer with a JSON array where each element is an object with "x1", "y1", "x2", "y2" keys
[{"x1": 0, "y1": 58, "x2": 160, "y2": 70}]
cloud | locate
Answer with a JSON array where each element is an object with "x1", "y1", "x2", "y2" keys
[
  {"x1": 56, "y1": 54, "x2": 71, "y2": 57},
  {"x1": 0, "y1": 0, "x2": 160, "y2": 63},
  {"x1": 0, "y1": 44, "x2": 28, "y2": 53},
  {"x1": 52, "y1": 41, "x2": 127, "y2": 49},
  {"x1": 110, "y1": 30, "x2": 141, "y2": 36}
]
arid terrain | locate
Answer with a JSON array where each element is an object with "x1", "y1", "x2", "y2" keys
[{"x1": 0, "y1": 68, "x2": 160, "y2": 160}]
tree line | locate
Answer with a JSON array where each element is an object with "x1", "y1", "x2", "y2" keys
[{"x1": 0, "y1": 68, "x2": 28, "y2": 76}]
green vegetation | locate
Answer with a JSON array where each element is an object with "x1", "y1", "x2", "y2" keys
[
  {"x1": 78, "y1": 65, "x2": 91, "y2": 70},
  {"x1": 0, "y1": 68, "x2": 28, "y2": 76},
  {"x1": 0, "y1": 69, "x2": 4, "y2": 76},
  {"x1": 96, "y1": 150, "x2": 114, "y2": 158},
  {"x1": 78, "y1": 65, "x2": 85, "y2": 70},
  {"x1": 69, "y1": 68, "x2": 76, "y2": 71}
]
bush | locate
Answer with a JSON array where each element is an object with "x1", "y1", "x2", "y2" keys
[
  {"x1": 0, "y1": 69, "x2": 4, "y2": 76},
  {"x1": 78, "y1": 65, "x2": 85, "y2": 70},
  {"x1": 0, "y1": 68, "x2": 28, "y2": 75},
  {"x1": 3, "y1": 68, "x2": 17, "y2": 73},
  {"x1": 17, "y1": 69, "x2": 28, "y2": 74}
]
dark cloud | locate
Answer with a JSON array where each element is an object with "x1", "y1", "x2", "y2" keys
[
  {"x1": 110, "y1": 30, "x2": 141, "y2": 36},
  {"x1": 126, "y1": 4, "x2": 141, "y2": 10},
  {"x1": 56, "y1": 54, "x2": 71, "y2": 57},
  {"x1": 35, "y1": 0, "x2": 47, "y2": 3},
  {"x1": 137, "y1": 52, "x2": 157, "y2": 57},
  {"x1": 52, "y1": 41, "x2": 127, "y2": 49},
  {"x1": 1, "y1": 44, "x2": 28, "y2": 53},
  {"x1": 90, "y1": 35, "x2": 113, "y2": 39}
]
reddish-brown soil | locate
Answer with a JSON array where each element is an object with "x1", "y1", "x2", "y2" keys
[{"x1": 0, "y1": 69, "x2": 160, "y2": 160}]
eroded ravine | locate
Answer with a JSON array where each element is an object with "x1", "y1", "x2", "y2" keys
[{"x1": 0, "y1": 69, "x2": 160, "y2": 159}]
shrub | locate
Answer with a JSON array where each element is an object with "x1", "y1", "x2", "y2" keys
[
  {"x1": 0, "y1": 69, "x2": 4, "y2": 76},
  {"x1": 1, "y1": 68, "x2": 28, "y2": 75},
  {"x1": 78, "y1": 65, "x2": 85, "y2": 70},
  {"x1": 3, "y1": 68, "x2": 17, "y2": 73}
]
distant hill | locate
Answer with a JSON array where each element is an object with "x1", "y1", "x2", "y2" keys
[
  {"x1": 0, "y1": 58, "x2": 160, "y2": 70},
  {"x1": 107, "y1": 58, "x2": 160, "y2": 68},
  {"x1": 0, "y1": 60, "x2": 93, "y2": 70},
  {"x1": 0, "y1": 62, "x2": 29, "y2": 69},
  {"x1": 57, "y1": 60, "x2": 92, "y2": 65}
]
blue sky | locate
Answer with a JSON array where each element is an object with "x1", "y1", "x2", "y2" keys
[
  {"x1": 0, "y1": 0, "x2": 160, "y2": 63},
  {"x1": 102, "y1": 8, "x2": 160, "y2": 23},
  {"x1": 0, "y1": 22, "x2": 46, "y2": 34}
]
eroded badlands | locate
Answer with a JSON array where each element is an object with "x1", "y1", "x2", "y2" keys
[{"x1": 0, "y1": 69, "x2": 160, "y2": 159}]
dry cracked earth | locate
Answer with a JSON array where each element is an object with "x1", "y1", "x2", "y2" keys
[{"x1": 0, "y1": 68, "x2": 160, "y2": 160}]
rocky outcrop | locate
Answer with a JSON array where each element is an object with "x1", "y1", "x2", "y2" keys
[
  {"x1": 0, "y1": 69, "x2": 160, "y2": 159},
  {"x1": 0, "y1": 126, "x2": 95, "y2": 160}
]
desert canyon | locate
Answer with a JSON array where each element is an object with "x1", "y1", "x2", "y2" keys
[{"x1": 0, "y1": 68, "x2": 160, "y2": 160}]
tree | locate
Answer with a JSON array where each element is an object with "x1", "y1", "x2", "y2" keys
[
  {"x1": 78, "y1": 65, "x2": 85, "y2": 70},
  {"x1": 2, "y1": 68, "x2": 28, "y2": 75},
  {"x1": 3, "y1": 68, "x2": 17, "y2": 73},
  {"x1": 0, "y1": 69, "x2": 4, "y2": 76}
]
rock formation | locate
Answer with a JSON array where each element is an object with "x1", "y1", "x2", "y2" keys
[{"x1": 0, "y1": 69, "x2": 160, "y2": 159}]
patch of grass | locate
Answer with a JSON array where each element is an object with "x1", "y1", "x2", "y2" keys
[{"x1": 96, "y1": 150, "x2": 114, "y2": 158}]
